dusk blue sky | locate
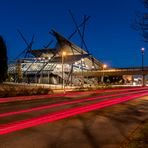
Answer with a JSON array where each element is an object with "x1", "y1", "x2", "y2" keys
[{"x1": 0, "y1": 0, "x2": 147, "y2": 68}]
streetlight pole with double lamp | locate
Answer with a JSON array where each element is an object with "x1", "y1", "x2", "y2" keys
[
  {"x1": 62, "y1": 51, "x2": 66, "y2": 93},
  {"x1": 141, "y1": 48, "x2": 145, "y2": 86}
]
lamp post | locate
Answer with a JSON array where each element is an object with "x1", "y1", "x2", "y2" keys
[
  {"x1": 101, "y1": 64, "x2": 107, "y2": 83},
  {"x1": 62, "y1": 51, "x2": 66, "y2": 93},
  {"x1": 141, "y1": 48, "x2": 145, "y2": 86},
  {"x1": 81, "y1": 58, "x2": 84, "y2": 86}
]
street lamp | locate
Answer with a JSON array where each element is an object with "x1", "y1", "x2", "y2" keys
[
  {"x1": 62, "y1": 51, "x2": 66, "y2": 93},
  {"x1": 141, "y1": 48, "x2": 145, "y2": 86},
  {"x1": 101, "y1": 64, "x2": 107, "y2": 83},
  {"x1": 141, "y1": 48, "x2": 144, "y2": 71},
  {"x1": 103, "y1": 64, "x2": 107, "y2": 69},
  {"x1": 81, "y1": 58, "x2": 84, "y2": 86}
]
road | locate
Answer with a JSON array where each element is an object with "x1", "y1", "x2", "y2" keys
[{"x1": 0, "y1": 87, "x2": 148, "y2": 147}]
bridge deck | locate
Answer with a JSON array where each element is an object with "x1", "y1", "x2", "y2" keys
[{"x1": 74, "y1": 67, "x2": 148, "y2": 76}]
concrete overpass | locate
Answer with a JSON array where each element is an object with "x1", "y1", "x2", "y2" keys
[
  {"x1": 74, "y1": 66, "x2": 148, "y2": 86},
  {"x1": 74, "y1": 67, "x2": 148, "y2": 76}
]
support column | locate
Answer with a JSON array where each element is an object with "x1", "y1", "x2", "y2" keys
[
  {"x1": 48, "y1": 71, "x2": 50, "y2": 84},
  {"x1": 131, "y1": 75, "x2": 134, "y2": 85},
  {"x1": 101, "y1": 76, "x2": 104, "y2": 83},
  {"x1": 142, "y1": 74, "x2": 146, "y2": 86}
]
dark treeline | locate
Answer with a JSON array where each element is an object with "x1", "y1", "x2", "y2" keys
[{"x1": 0, "y1": 36, "x2": 8, "y2": 83}]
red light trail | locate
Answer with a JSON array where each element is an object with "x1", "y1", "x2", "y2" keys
[
  {"x1": 0, "y1": 89, "x2": 147, "y2": 118},
  {"x1": 0, "y1": 91, "x2": 147, "y2": 135},
  {"x1": 0, "y1": 86, "x2": 147, "y2": 103}
]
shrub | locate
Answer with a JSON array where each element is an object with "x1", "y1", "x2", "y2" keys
[{"x1": 0, "y1": 84, "x2": 53, "y2": 97}]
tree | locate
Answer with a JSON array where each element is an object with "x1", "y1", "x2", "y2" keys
[
  {"x1": 143, "y1": 0, "x2": 148, "y2": 8},
  {"x1": 132, "y1": 0, "x2": 148, "y2": 42},
  {"x1": 16, "y1": 60, "x2": 23, "y2": 82},
  {"x1": 0, "y1": 36, "x2": 8, "y2": 83}
]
